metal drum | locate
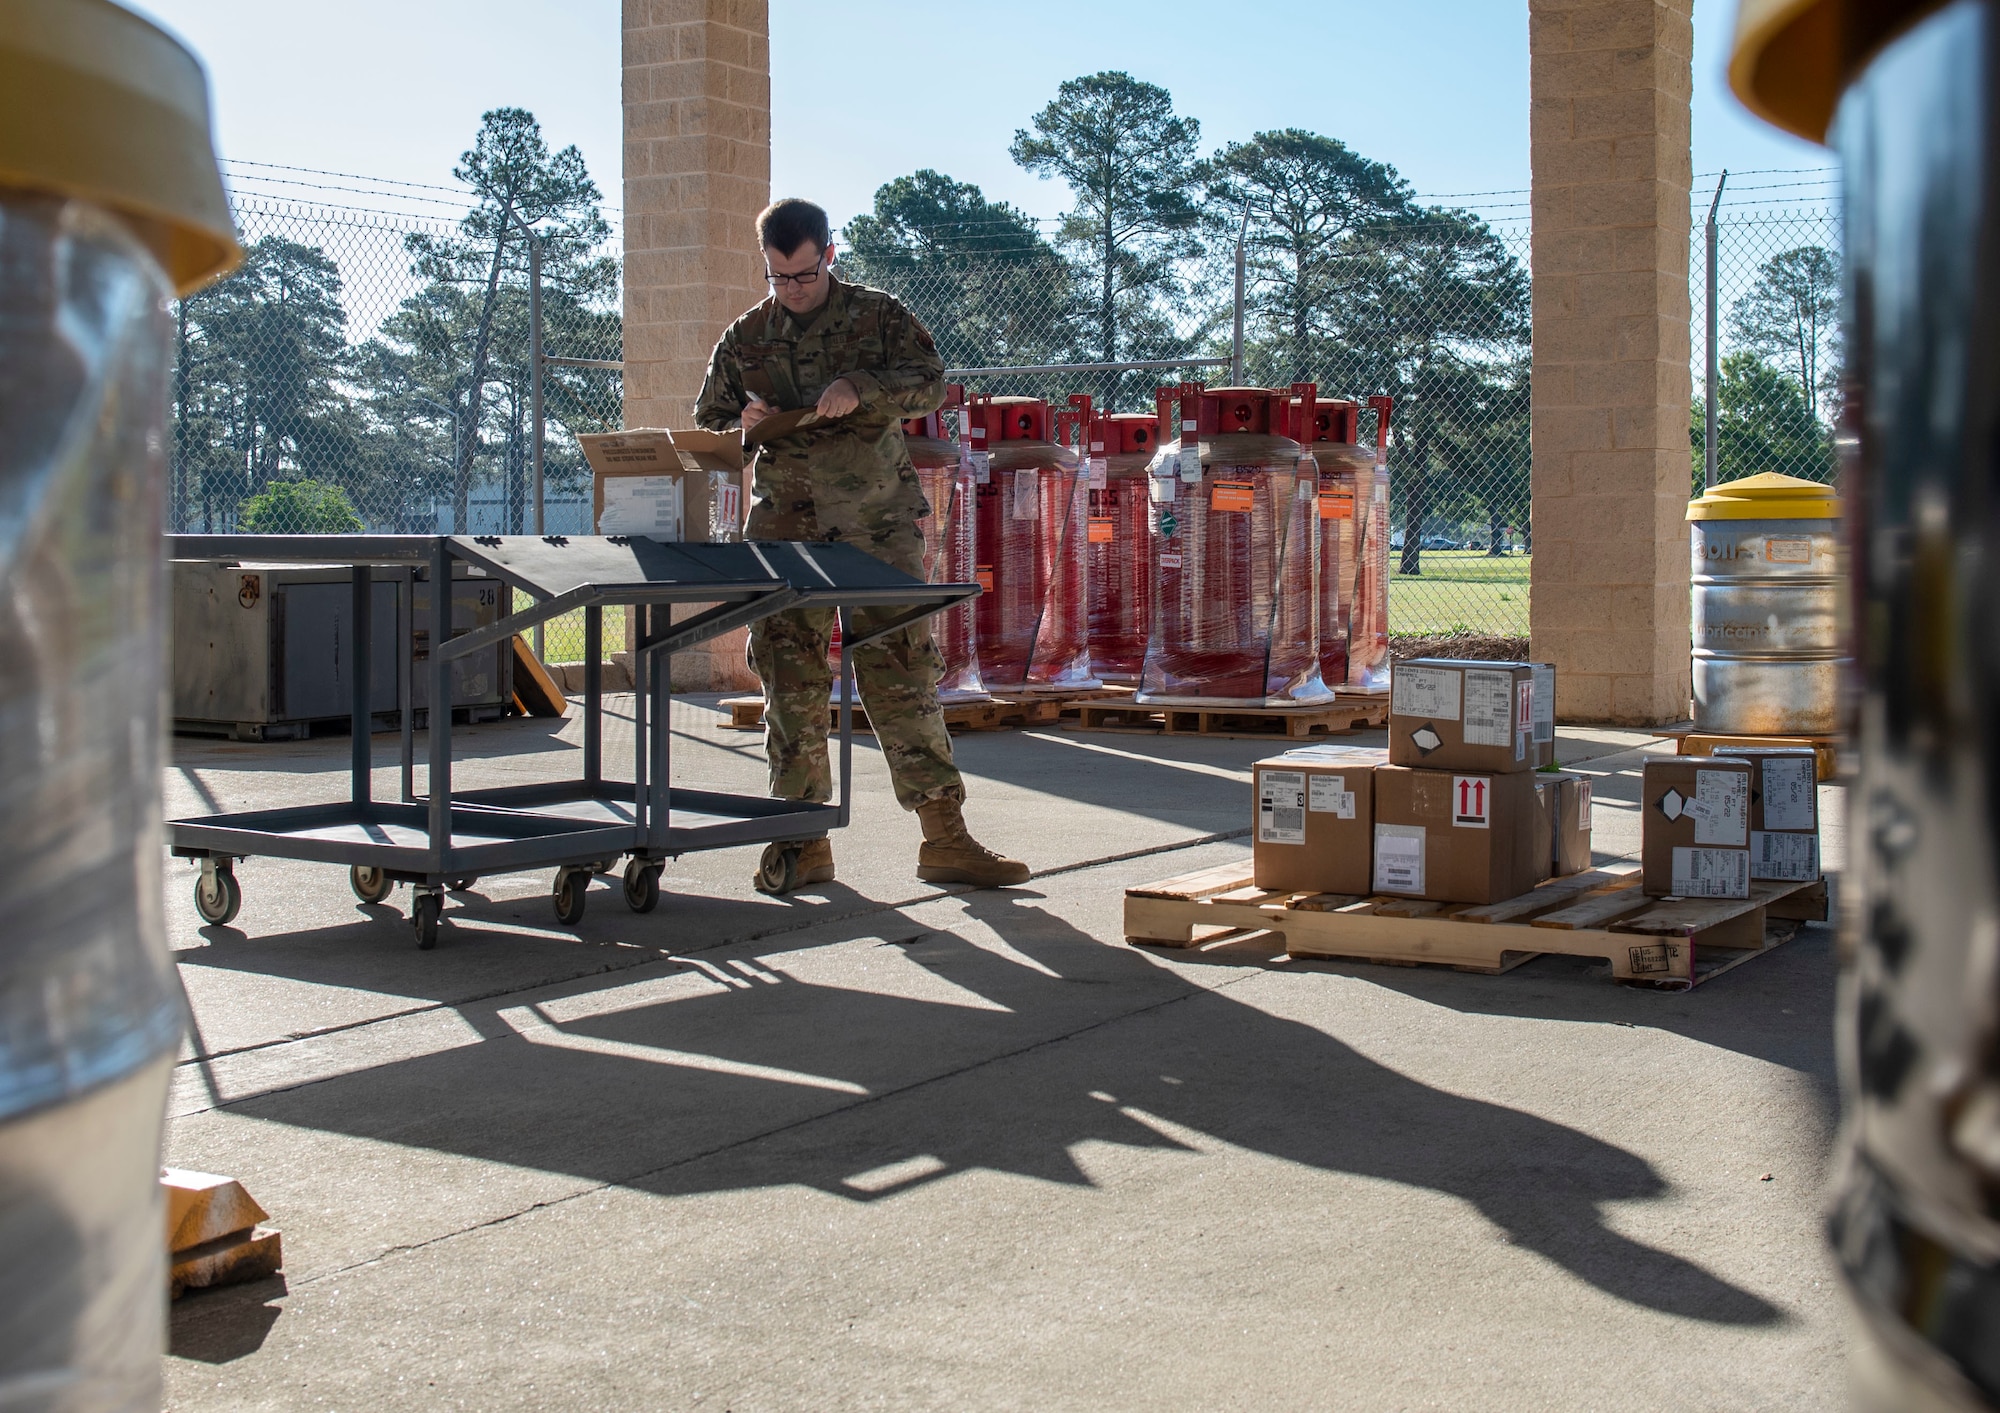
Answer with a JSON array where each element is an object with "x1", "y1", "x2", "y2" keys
[
  {"x1": 0, "y1": 6, "x2": 237, "y2": 1409},
  {"x1": 1687, "y1": 473, "x2": 1844, "y2": 734}
]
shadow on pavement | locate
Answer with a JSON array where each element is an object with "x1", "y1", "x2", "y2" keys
[
  {"x1": 169, "y1": 1276, "x2": 287, "y2": 1363},
  {"x1": 211, "y1": 887, "x2": 1785, "y2": 1328}
]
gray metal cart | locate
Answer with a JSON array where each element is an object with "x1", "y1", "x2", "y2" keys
[{"x1": 166, "y1": 534, "x2": 975, "y2": 947}]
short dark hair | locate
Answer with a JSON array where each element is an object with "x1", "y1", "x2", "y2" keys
[{"x1": 757, "y1": 198, "x2": 830, "y2": 258}]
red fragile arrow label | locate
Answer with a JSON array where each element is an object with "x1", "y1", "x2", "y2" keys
[{"x1": 1453, "y1": 775, "x2": 1491, "y2": 828}]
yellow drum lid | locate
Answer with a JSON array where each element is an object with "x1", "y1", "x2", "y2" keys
[
  {"x1": 0, "y1": 0, "x2": 238, "y2": 293},
  {"x1": 1688, "y1": 470, "x2": 1842, "y2": 521}
]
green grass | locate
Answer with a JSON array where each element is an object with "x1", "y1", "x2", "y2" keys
[
  {"x1": 1388, "y1": 550, "x2": 1530, "y2": 637},
  {"x1": 537, "y1": 604, "x2": 629, "y2": 664}
]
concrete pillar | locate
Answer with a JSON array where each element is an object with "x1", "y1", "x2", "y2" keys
[
  {"x1": 621, "y1": 0, "x2": 770, "y2": 691},
  {"x1": 621, "y1": 0, "x2": 770, "y2": 428},
  {"x1": 1527, "y1": 0, "x2": 1694, "y2": 725}
]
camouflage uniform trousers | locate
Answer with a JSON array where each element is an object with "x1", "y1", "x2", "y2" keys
[{"x1": 749, "y1": 510, "x2": 964, "y2": 812}]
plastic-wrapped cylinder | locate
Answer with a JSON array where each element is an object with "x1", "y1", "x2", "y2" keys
[
  {"x1": 968, "y1": 396, "x2": 1098, "y2": 692},
  {"x1": 1084, "y1": 410, "x2": 1162, "y2": 683},
  {"x1": 1346, "y1": 396, "x2": 1396, "y2": 693},
  {"x1": 1290, "y1": 391, "x2": 1362, "y2": 695},
  {"x1": 903, "y1": 405, "x2": 987, "y2": 702},
  {"x1": 0, "y1": 6, "x2": 240, "y2": 1408},
  {"x1": 1139, "y1": 386, "x2": 1329, "y2": 706}
]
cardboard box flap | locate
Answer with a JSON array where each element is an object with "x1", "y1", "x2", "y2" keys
[{"x1": 577, "y1": 428, "x2": 746, "y2": 477}]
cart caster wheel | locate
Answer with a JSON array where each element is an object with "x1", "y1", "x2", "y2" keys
[
  {"x1": 755, "y1": 844, "x2": 800, "y2": 896},
  {"x1": 623, "y1": 859, "x2": 661, "y2": 914},
  {"x1": 350, "y1": 865, "x2": 394, "y2": 904},
  {"x1": 447, "y1": 876, "x2": 479, "y2": 893},
  {"x1": 593, "y1": 858, "x2": 618, "y2": 875},
  {"x1": 412, "y1": 892, "x2": 441, "y2": 950},
  {"x1": 194, "y1": 865, "x2": 242, "y2": 926},
  {"x1": 553, "y1": 867, "x2": 589, "y2": 926}
]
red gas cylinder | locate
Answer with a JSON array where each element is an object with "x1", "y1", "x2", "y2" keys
[
  {"x1": 1290, "y1": 388, "x2": 1363, "y2": 695},
  {"x1": 901, "y1": 394, "x2": 987, "y2": 702},
  {"x1": 1084, "y1": 408, "x2": 1160, "y2": 683},
  {"x1": 1139, "y1": 384, "x2": 1328, "y2": 706},
  {"x1": 967, "y1": 395, "x2": 1097, "y2": 692}
]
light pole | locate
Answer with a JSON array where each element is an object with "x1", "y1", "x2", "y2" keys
[{"x1": 1704, "y1": 171, "x2": 1728, "y2": 493}]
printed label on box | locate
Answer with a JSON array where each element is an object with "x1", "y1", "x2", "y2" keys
[
  {"x1": 599, "y1": 475, "x2": 682, "y2": 536},
  {"x1": 1158, "y1": 553, "x2": 1182, "y2": 569},
  {"x1": 975, "y1": 565, "x2": 994, "y2": 593},
  {"x1": 1751, "y1": 831, "x2": 1819, "y2": 881},
  {"x1": 1462, "y1": 669, "x2": 1514, "y2": 747},
  {"x1": 1578, "y1": 780, "x2": 1592, "y2": 829},
  {"x1": 1760, "y1": 756, "x2": 1816, "y2": 831},
  {"x1": 715, "y1": 481, "x2": 743, "y2": 536},
  {"x1": 1531, "y1": 664, "x2": 1555, "y2": 743},
  {"x1": 1515, "y1": 680, "x2": 1533, "y2": 761},
  {"x1": 1308, "y1": 776, "x2": 1355, "y2": 818},
  {"x1": 1672, "y1": 846, "x2": 1749, "y2": 897},
  {"x1": 1211, "y1": 480, "x2": 1255, "y2": 513},
  {"x1": 1374, "y1": 823, "x2": 1426, "y2": 893},
  {"x1": 1258, "y1": 769, "x2": 1306, "y2": 845},
  {"x1": 1087, "y1": 516, "x2": 1114, "y2": 544},
  {"x1": 1452, "y1": 775, "x2": 1491, "y2": 828},
  {"x1": 1392, "y1": 665, "x2": 1461, "y2": 720},
  {"x1": 1766, "y1": 537, "x2": 1813, "y2": 564},
  {"x1": 968, "y1": 450, "x2": 991, "y2": 485},
  {"x1": 1179, "y1": 444, "x2": 1201, "y2": 481},
  {"x1": 1088, "y1": 456, "x2": 1109, "y2": 490},
  {"x1": 1692, "y1": 768, "x2": 1749, "y2": 845}
]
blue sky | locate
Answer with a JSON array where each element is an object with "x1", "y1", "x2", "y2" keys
[{"x1": 129, "y1": 0, "x2": 1825, "y2": 227}]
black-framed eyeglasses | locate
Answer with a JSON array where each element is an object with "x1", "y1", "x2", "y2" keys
[{"x1": 766, "y1": 253, "x2": 827, "y2": 288}]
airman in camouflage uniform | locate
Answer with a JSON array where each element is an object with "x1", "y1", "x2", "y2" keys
[{"x1": 696, "y1": 199, "x2": 1028, "y2": 892}]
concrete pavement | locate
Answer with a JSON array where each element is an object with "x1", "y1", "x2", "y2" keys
[{"x1": 162, "y1": 700, "x2": 1846, "y2": 1410}]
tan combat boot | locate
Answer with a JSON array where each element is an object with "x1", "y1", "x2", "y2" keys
[
  {"x1": 754, "y1": 837, "x2": 835, "y2": 895},
  {"x1": 915, "y1": 798, "x2": 1030, "y2": 887}
]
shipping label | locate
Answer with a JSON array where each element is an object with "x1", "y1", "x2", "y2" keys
[
  {"x1": 1531, "y1": 663, "x2": 1555, "y2": 743},
  {"x1": 968, "y1": 450, "x2": 991, "y2": 485},
  {"x1": 1012, "y1": 469, "x2": 1040, "y2": 520},
  {"x1": 1374, "y1": 824, "x2": 1426, "y2": 894},
  {"x1": 1087, "y1": 516, "x2": 1115, "y2": 544},
  {"x1": 975, "y1": 565, "x2": 994, "y2": 594},
  {"x1": 1258, "y1": 769, "x2": 1307, "y2": 845},
  {"x1": 1179, "y1": 441, "x2": 1201, "y2": 482},
  {"x1": 1158, "y1": 553, "x2": 1183, "y2": 570},
  {"x1": 1671, "y1": 846, "x2": 1750, "y2": 898},
  {"x1": 1211, "y1": 479, "x2": 1255, "y2": 513},
  {"x1": 1759, "y1": 756, "x2": 1817, "y2": 831},
  {"x1": 1392, "y1": 665, "x2": 1461, "y2": 720},
  {"x1": 1461, "y1": 669, "x2": 1514, "y2": 747},
  {"x1": 1578, "y1": 781, "x2": 1592, "y2": 830},
  {"x1": 1751, "y1": 831, "x2": 1819, "y2": 881},
  {"x1": 1088, "y1": 455, "x2": 1109, "y2": 490},
  {"x1": 1515, "y1": 680, "x2": 1533, "y2": 761},
  {"x1": 1766, "y1": 536, "x2": 1814, "y2": 564},
  {"x1": 1451, "y1": 775, "x2": 1492, "y2": 829},
  {"x1": 1319, "y1": 488, "x2": 1355, "y2": 520},
  {"x1": 598, "y1": 475, "x2": 682, "y2": 537},
  {"x1": 1308, "y1": 776, "x2": 1355, "y2": 819},
  {"x1": 1690, "y1": 768, "x2": 1749, "y2": 845}
]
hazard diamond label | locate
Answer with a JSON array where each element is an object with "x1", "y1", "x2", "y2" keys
[{"x1": 1452, "y1": 775, "x2": 1491, "y2": 828}]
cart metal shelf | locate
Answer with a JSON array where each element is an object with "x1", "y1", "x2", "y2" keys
[{"x1": 166, "y1": 534, "x2": 976, "y2": 946}]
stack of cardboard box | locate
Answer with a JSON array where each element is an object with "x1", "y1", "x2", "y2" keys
[
  {"x1": 1251, "y1": 659, "x2": 1590, "y2": 904},
  {"x1": 1638, "y1": 745, "x2": 1821, "y2": 900}
]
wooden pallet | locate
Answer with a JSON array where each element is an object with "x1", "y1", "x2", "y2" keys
[
  {"x1": 1067, "y1": 694, "x2": 1388, "y2": 740},
  {"x1": 718, "y1": 688, "x2": 1128, "y2": 734},
  {"x1": 1124, "y1": 861, "x2": 1823, "y2": 989},
  {"x1": 1665, "y1": 729, "x2": 1841, "y2": 781}
]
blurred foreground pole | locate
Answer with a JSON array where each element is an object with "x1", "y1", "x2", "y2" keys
[
  {"x1": 1732, "y1": 1, "x2": 2000, "y2": 1408},
  {"x1": 0, "y1": 2, "x2": 238, "y2": 1408}
]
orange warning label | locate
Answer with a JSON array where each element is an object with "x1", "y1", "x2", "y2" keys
[
  {"x1": 975, "y1": 566, "x2": 994, "y2": 593},
  {"x1": 1211, "y1": 480, "x2": 1255, "y2": 513},
  {"x1": 1087, "y1": 517, "x2": 1115, "y2": 544},
  {"x1": 1319, "y1": 489, "x2": 1355, "y2": 520}
]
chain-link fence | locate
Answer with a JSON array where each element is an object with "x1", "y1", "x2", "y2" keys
[{"x1": 168, "y1": 168, "x2": 1838, "y2": 668}]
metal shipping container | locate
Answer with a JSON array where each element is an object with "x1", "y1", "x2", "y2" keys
[{"x1": 172, "y1": 561, "x2": 512, "y2": 739}]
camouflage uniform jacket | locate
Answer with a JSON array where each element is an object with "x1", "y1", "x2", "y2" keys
[{"x1": 694, "y1": 275, "x2": 946, "y2": 544}]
